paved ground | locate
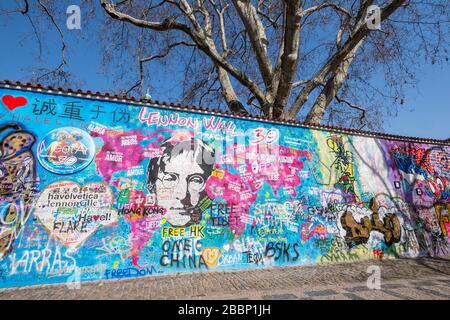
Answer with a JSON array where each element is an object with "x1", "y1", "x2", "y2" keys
[{"x1": 0, "y1": 256, "x2": 449, "y2": 300}]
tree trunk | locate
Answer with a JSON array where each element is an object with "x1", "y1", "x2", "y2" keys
[{"x1": 305, "y1": 40, "x2": 363, "y2": 124}]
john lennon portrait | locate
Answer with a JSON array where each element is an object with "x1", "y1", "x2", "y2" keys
[{"x1": 146, "y1": 135, "x2": 215, "y2": 227}]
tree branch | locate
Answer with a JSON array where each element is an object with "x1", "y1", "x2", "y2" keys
[
  {"x1": 127, "y1": 41, "x2": 196, "y2": 95},
  {"x1": 284, "y1": 0, "x2": 407, "y2": 121},
  {"x1": 36, "y1": 0, "x2": 67, "y2": 81},
  {"x1": 304, "y1": 38, "x2": 363, "y2": 124},
  {"x1": 20, "y1": 0, "x2": 42, "y2": 57},
  {"x1": 334, "y1": 95, "x2": 366, "y2": 129},
  {"x1": 231, "y1": 0, "x2": 273, "y2": 89},
  {"x1": 100, "y1": 0, "x2": 265, "y2": 109},
  {"x1": 208, "y1": 0, "x2": 229, "y2": 55},
  {"x1": 300, "y1": 2, "x2": 352, "y2": 18},
  {"x1": 21, "y1": 0, "x2": 29, "y2": 14},
  {"x1": 291, "y1": 80, "x2": 309, "y2": 88},
  {"x1": 272, "y1": 0, "x2": 302, "y2": 119},
  {"x1": 199, "y1": 71, "x2": 220, "y2": 106}
]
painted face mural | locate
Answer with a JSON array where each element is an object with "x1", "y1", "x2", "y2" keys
[
  {"x1": 146, "y1": 136, "x2": 214, "y2": 227},
  {"x1": 0, "y1": 85, "x2": 448, "y2": 288}
]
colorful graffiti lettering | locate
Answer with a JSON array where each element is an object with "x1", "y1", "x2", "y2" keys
[
  {"x1": 0, "y1": 123, "x2": 38, "y2": 259},
  {"x1": 338, "y1": 196, "x2": 402, "y2": 247}
]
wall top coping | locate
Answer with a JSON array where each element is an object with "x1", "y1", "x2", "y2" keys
[{"x1": 1, "y1": 80, "x2": 449, "y2": 146}]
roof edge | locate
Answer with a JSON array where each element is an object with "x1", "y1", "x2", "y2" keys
[{"x1": 1, "y1": 80, "x2": 448, "y2": 146}]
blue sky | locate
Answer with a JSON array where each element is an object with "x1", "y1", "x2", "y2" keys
[{"x1": 0, "y1": 1, "x2": 449, "y2": 140}]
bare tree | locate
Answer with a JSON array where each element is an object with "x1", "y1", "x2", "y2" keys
[{"x1": 2, "y1": 0, "x2": 449, "y2": 129}]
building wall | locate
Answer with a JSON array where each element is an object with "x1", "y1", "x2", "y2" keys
[{"x1": 0, "y1": 87, "x2": 448, "y2": 288}]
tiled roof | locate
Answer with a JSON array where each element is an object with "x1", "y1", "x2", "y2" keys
[{"x1": 1, "y1": 80, "x2": 448, "y2": 146}]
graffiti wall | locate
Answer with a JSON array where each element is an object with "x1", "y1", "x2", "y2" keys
[{"x1": 0, "y1": 85, "x2": 448, "y2": 288}]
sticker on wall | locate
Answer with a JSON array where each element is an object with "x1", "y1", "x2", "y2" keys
[
  {"x1": 37, "y1": 127, "x2": 95, "y2": 174},
  {"x1": 34, "y1": 180, "x2": 118, "y2": 251}
]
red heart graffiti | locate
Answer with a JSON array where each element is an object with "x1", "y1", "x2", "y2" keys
[
  {"x1": 1, "y1": 95, "x2": 28, "y2": 111},
  {"x1": 93, "y1": 215, "x2": 100, "y2": 221}
]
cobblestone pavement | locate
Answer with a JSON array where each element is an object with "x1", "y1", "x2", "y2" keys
[{"x1": 0, "y1": 256, "x2": 449, "y2": 300}]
